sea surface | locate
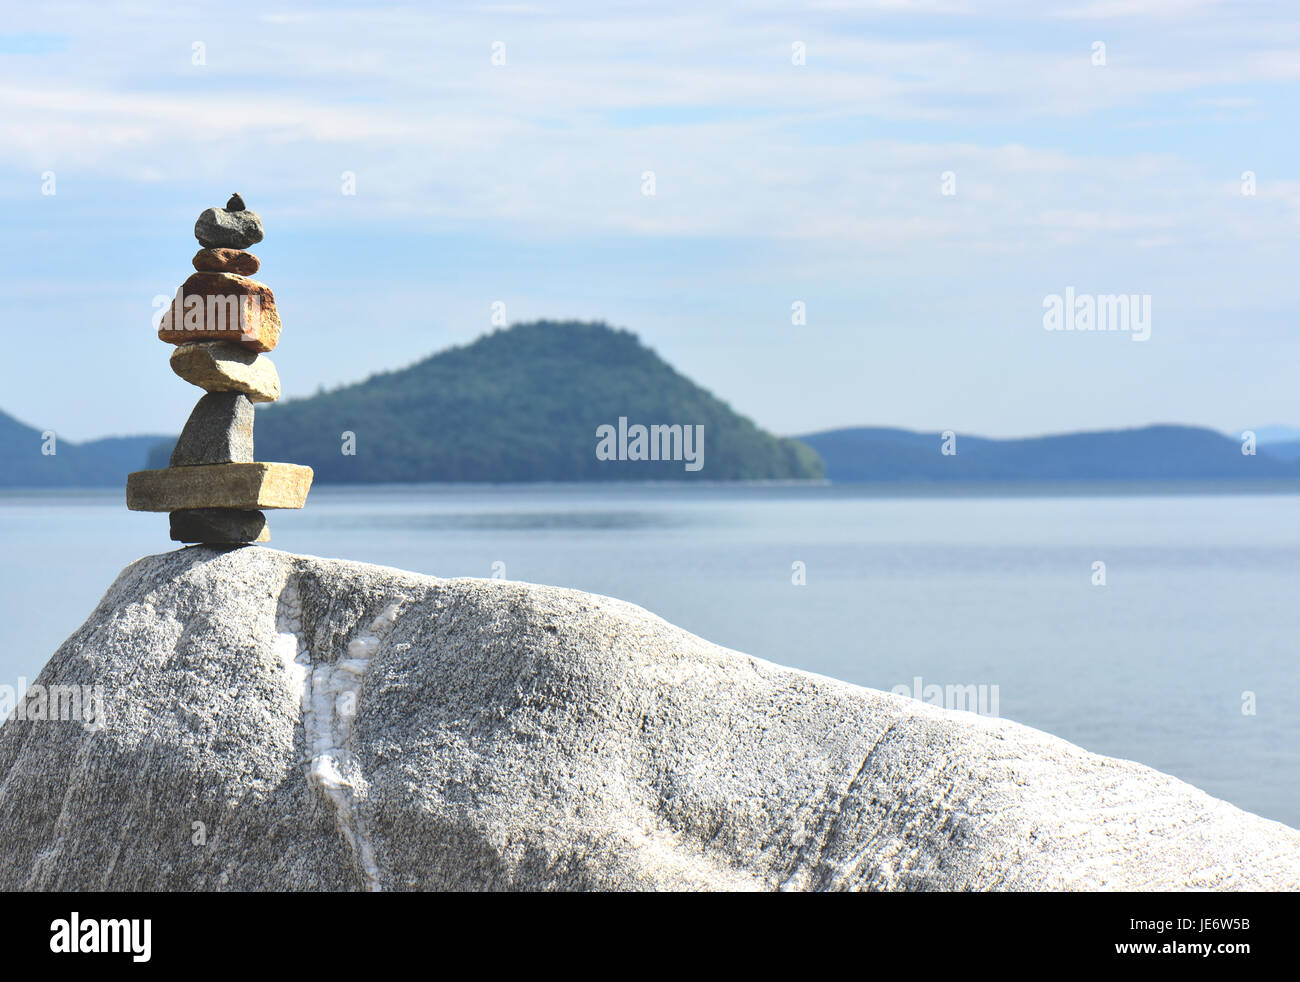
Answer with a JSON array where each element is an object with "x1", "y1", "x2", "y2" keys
[{"x1": 2, "y1": 483, "x2": 1297, "y2": 828}]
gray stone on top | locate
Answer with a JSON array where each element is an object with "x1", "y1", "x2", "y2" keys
[
  {"x1": 170, "y1": 391, "x2": 254, "y2": 466},
  {"x1": 0, "y1": 546, "x2": 1296, "y2": 891},
  {"x1": 195, "y1": 206, "x2": 264, "y2": 249}
]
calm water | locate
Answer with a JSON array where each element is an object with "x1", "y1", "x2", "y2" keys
[{"x1": 2, "y1": 484, "x2": 1297, "y2": 828}]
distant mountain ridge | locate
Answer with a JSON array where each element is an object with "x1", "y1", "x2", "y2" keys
[
  {"x1": 5, "y1": 318, "x2": 1299, "y2": 487},
  {"x1": 0, "y1": 411, "x2": 172, "y2": 488},
  {"x1": 1258, "y1": 440, "x2": 1300, "y2": 463},
  {"x1": 797, "y1": 425, "x2": 1300, "y2": 482}
]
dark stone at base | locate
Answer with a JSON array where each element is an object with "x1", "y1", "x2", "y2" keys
[
  {"x1": 170, "y1": 509, "x2": 269, "y2": 544},
  {"x1": 171, "y1": 392, "x2": 254, "y2": 466}
]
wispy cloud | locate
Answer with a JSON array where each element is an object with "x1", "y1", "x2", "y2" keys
[{"x1": 0, "y1": 1, "x2": 1297, "y2": 438}]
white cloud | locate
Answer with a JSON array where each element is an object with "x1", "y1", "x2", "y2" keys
[
  {"x1": 2, "y1": 0, "x2": 1299, "y2": 442},
  {"x1": 0, "y1": 1, "x2": 1296, "y2": 258}
]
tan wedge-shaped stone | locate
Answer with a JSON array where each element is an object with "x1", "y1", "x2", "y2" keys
[
  {"x1": 127, "y1": 463, "x2": 313, "y2": 512},
  {"x1": 170, "y1": 342, "x2": 281, "y2": 403}
]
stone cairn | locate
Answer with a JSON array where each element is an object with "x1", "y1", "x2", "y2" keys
[{"x1": 126, "y1": 195, "x2": 313, "y2": 545}]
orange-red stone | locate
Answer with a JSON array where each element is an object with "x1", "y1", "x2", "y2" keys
[{"x1": 158, "y1": 272, "x2": 281, "y2": 353}]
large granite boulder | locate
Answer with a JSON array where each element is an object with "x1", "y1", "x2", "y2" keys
[{"x1": 0, "y1": 547, "x2": 1296, "y2": 891}]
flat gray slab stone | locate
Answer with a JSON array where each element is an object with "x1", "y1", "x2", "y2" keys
[
  {"x1": 0, "y1": 547, "x2": 1296, "y2": 891},
  {"x1": 126, "y1": 463, "x2": 311, "y2": 511}
]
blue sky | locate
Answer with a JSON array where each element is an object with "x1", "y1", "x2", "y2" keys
[{"x1": 0, "y1": 0, "x2": 1297, "y2": 441}]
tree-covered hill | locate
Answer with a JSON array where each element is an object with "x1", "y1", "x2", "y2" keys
[{"x1": 149, "y1": 320, "x2": 825, "y2": 482}]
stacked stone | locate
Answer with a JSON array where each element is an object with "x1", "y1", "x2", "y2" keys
[{"x1": 126, "y1": 195, "x2": 313, "y2": 545}]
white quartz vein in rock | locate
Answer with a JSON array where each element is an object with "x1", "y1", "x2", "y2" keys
[{"x1": 277, "y1": 583, "x2": 399, "y2": 892}]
